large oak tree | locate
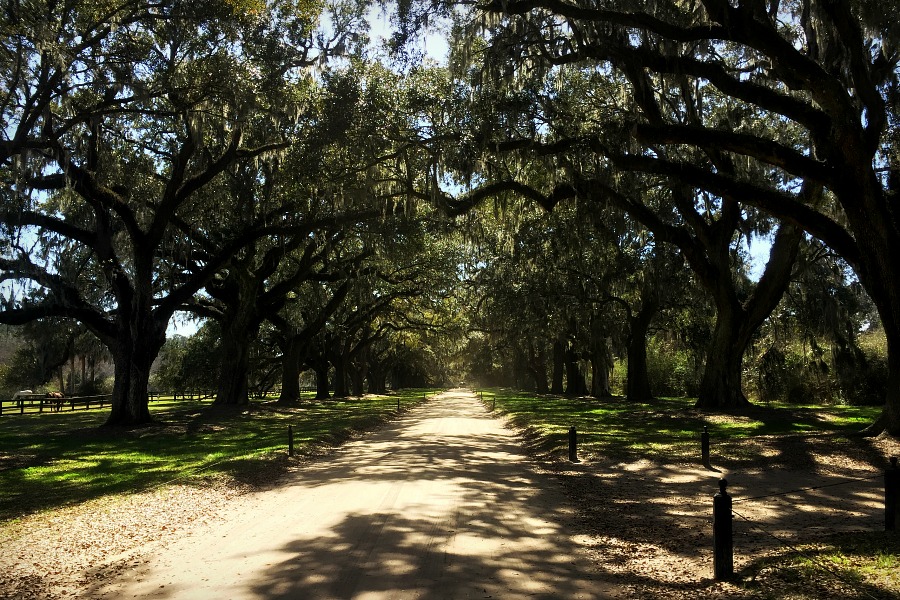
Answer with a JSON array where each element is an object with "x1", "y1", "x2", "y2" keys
[
  {"x1": 0, "y1": 0, "x2": 325, "y2": 425},
  {"x1": 394, "y1": 0, "x2": 900, "y2": 433}
]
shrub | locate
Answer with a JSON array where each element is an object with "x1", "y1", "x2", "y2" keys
[{"x1": 646, "y1": 338, "x2": 701, "y2": 397}]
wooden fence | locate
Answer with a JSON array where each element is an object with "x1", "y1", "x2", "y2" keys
[
  {"x1": 0, "y1": 394, "x2": 112, "y2": 416},
  {"x1": 2, "y1": 387, "x2": 324, "y2": 417}
]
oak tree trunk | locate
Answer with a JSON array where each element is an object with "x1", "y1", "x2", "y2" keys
[
  {"x1": 626, "y1": 298, "x2": 658, "y2": 402},
  {"x1": 695, "y1": 224, "x2": 801, "y2": 410},
  {"x1": 332, "y1": 354, "x2": 349, "y2": 398},
  {"x1": 349, "y1": 363, "x2": 365, "y2": 397},
  {"x1": 214, "y1": 330, "x2": 253, "y2": 406},
  {"x1": 277, "y1": 336, "x2": 305, "y2": 404},
  {"x1": 695, "y1": 311, "x2": 751, "y2": 409},
  {"x1": 104, "y1": 315, "x2": 166, "y2": 426},
  {"x1": 551, "y1": 340, "x2": 565, "y2": 394},
  {"x1": 314, "y1": 363, "x2": 330, "y2": 399},
  {"x1": 564, "y1": 346, "x2": 587, "y2": 396},
  {"x1": 591, "y1": 355, "x2": 611, "y2": 397}
]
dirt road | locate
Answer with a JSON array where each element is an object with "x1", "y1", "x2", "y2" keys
[{"x1": 87, "y1": 390, "x2": 611, "y2": 599}]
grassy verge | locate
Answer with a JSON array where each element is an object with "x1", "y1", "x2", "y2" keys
[
  {"x1": 742, "y1": 532, "x2": 900, "y2": 599},
  {"x1": 476, "y1": 388, "x2": 896, "y2": 599},
  {"x1": 0, "y1": 389, "x2": 437, "y2": 523},
  {"x1": 477, "y1": 389, "x2": 883, "y2": 464}
]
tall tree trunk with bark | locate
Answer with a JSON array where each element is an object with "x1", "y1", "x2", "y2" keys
[
  {"x1": 626, "y1": 298, "x2": 657, "y2": 402},
  {"x1": 590, "y1": 353, "x2": 611, "y2": 397},
  {"x1": 277, "y1": 335, "x2": 306, "y2": 404},
  {"x1": 696, "y1": 305, "x2": 751, "y2": 408},
  {"x1": 564, "y1": 345, "x2": 587, "y2": 396},
  {"x1": 855, "y1": 231, "x2": 900, "y2": 435},
  {"x1": 105, "y1": 310, "x2": 167, "y2": 426},
  {"x1": 551, "y1": 339, "x2": 565, "y2": 394},
  {"x1": 526, "y1": 340, "x2": 549, "y2": 393},
  {"x1": 695, "y1": 224, "x2": 802, "y2": 409},
  {"x1": 214, "y1": 328, "x2": 255, "y2": 406},
  {"x1": 367, "y1": 363, "x2": 388, "y2": 394},
  {"x1": 332, "y1": 351, "x2": 349, "y2": 398},
  {"x1": 349, "y1": 361, "x2": 365, "y2": 397},
  {"x1": 314, "y1": 363, "x2": 330, "y2": 399}
]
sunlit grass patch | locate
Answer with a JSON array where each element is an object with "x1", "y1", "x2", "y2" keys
[
  {"x1": 0, "y1": 389, "x2": 436, "y2": 523},
  {"x1": 479, "y1": 388, "x2": 883, "y2": 464}
]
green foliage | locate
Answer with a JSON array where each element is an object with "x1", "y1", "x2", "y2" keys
[
  {"x1": 645, "y1": 337, "x2": 702, "y2": 398},
  {"x1": 749, "y1": 331, "x2": 888, "y2": 406},
  {"x1": 151, "y1": 324, "x2": 222, "y2": 393}
]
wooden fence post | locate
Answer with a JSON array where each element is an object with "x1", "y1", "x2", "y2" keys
[
  {"x1": 568, "y1": 426, "x2": 578, "y2": 462},
  {"x1": 701, "y1": 426, "x2": 710, "y2": 467},
  {"x1": 886, "y1": 457, "x2": 899, "y2": 531},
  {"x1": 288, "y1": 425, "x2": 294, "y2": 457},
  {"x1": 713, "y1": 479, "x2": 733, "y2": 580}
]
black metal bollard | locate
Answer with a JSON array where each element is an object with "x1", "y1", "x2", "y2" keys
[
  {"x1": 713, "y1": 479, "x2": 734, "y2": 580},
  {"x1": 701, "y1": 426, "x2": 710, "y2": 467},
  {"x1": 886, "y1": 457, "x2": 899, "y2": 531},
  {"x1": 288, "y1": 425, "x2": 294, "y2": 457},
  {"x1": 397, "y1": 397, "x2": 400, "y2": 411},
  {"x1": 568, "y1": 426, "x2": 578, "y2": 462}
]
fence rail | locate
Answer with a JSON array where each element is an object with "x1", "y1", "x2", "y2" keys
[
  {"x1": 0, "y1": 394, "x2": 112, "y2": 416},
  {"x1": 1, "y1": 387, "x2": 332, "y2": 417}
]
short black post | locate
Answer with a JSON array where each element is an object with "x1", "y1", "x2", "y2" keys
[
  {"x1": 713, "y1": 479, "x2": 733, "y2": 580},
  {"x1": 701, "y1": 426, "x2": 710, "y2": 467},
  {"x1": 492, "y1": 396, "x2": 496, "y2": 412},
  {"x1": 397, "y1": 397, "x2": 400, "y2": 412},
  {"x1": 568, "y1": 426, "x2": 578, "y2": 462},
  {"x1": 886, "y1": 457, "x2": 899, "y2": 531},
  {"x1": 288, "y1": 425, "x2": 294, "y2": 457}
]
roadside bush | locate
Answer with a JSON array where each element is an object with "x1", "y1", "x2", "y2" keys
[
  {"x1": 749, "y1": 330, "x2": 887, "y2": 405},
  {"x1": 839, "y1": 330, "x2": 888, "y2": 405},
  {"x1": 646, "y1": 338, "x2": 701, "y2": 397}
]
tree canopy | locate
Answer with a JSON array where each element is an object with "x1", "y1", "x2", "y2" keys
[{"x1": 1, "y1": 0, "x2": 898, "y2": 435}]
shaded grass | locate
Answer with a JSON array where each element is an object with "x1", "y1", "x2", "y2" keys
[
  {"x1": 0, "y1": 390, "x2": 436, "y2": 523},
  {"x1": 477, "y1": 388, "x2": 896, "y2": 599},
  {"x1": 741, "y1": 532, "x2": 900, "y2": 599},
  {"x1": 477, "y1": 389, "x2": 883, "y2": 465}
]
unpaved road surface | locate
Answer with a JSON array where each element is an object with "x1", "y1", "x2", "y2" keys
[{"x1": 86, "y1": 390, "x2": 611, "y2": 599}]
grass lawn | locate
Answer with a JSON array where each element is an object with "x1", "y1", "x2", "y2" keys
[
  {"x1": 0, "y1": 390, "x2": 435, "y2": 523},
  {"x1": 477, "y1": 389, "x2": 883, "y2": 464}
]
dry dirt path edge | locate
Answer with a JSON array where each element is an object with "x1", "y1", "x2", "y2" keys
[{"x1": 81, "y1": 390, "x2": 614, "y2": 600}]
